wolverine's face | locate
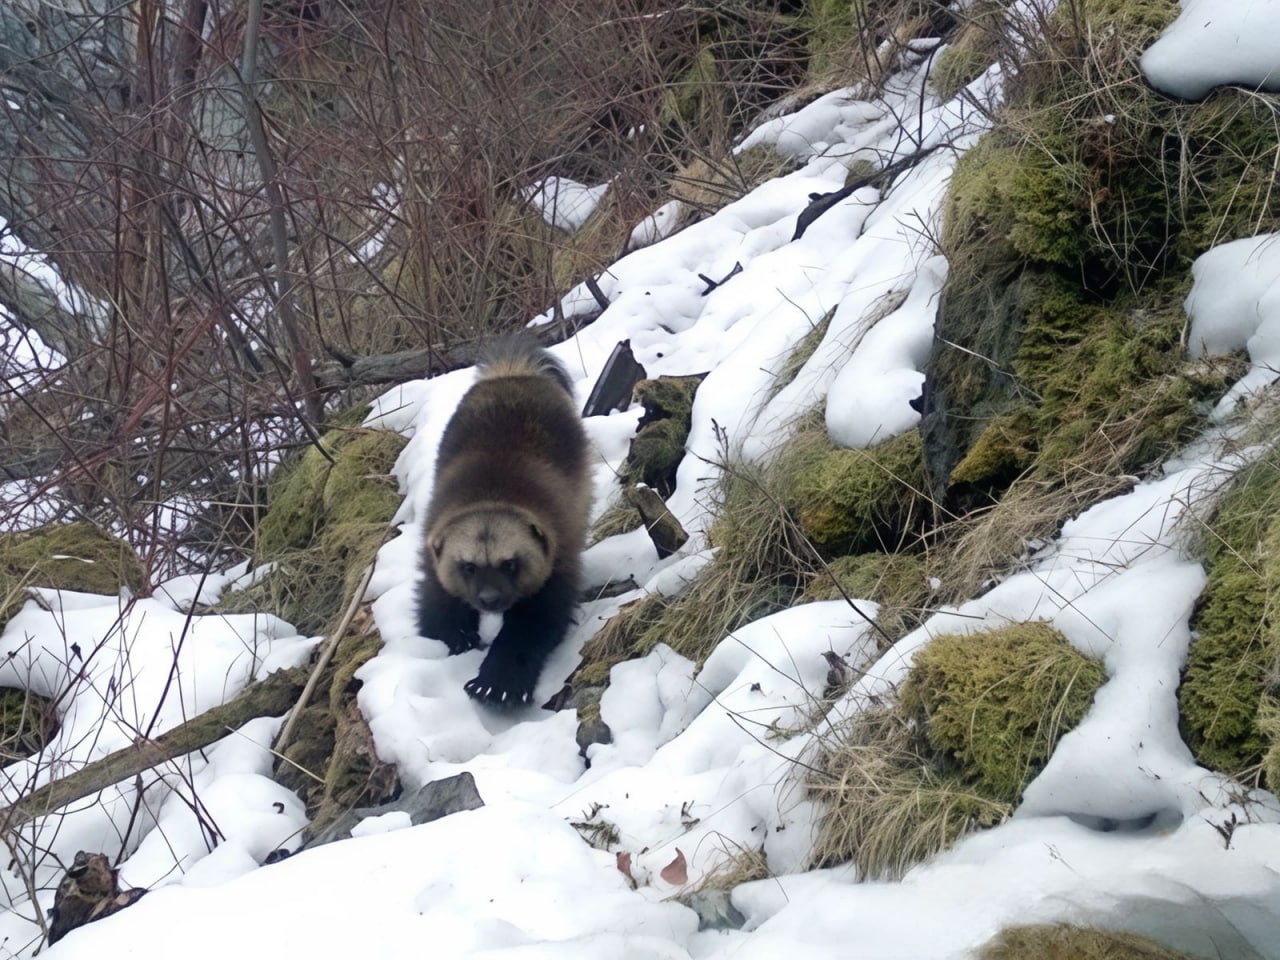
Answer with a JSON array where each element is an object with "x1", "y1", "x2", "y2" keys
[{"x1": 431, "y1": 508, "x2": 553, "y2": 613}]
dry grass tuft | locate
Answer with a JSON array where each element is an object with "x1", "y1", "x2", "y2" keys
[
  {"x1": 812, "y1": 622, "x2": 1104, "y2": 878},
  {"x1": 978, "y1": 923, "x2": 1198, "y2": 960},
  {"x1": 667, "y1": 146, "x2": 794, "y2": 221},
  {"x1": 810, "y1": 703, "x2": 1011, "y2": 880}
]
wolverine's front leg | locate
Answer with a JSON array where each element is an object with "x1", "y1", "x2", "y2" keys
[
  {"x1": 417, "y1": 571, "x2": 481, "y2": 655},
  {"x1": 464, "y1": 573, "x2": 577, "y2": 707}
]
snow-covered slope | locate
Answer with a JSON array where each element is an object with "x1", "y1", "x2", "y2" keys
[{"x1": 4, "y1": 4, "x2": 1280, "y2": 959}]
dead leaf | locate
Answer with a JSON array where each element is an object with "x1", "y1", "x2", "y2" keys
[{"x1": 660, "y1": 848, "x2": 687, "y2": 886}]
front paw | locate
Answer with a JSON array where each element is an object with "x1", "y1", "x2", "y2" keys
[
  {"x1": 463, "y1": 663, "x2": 534, "y2": 708},
  {"x1": 441, "y1": 630, "x2": 481, "y2": 656}
]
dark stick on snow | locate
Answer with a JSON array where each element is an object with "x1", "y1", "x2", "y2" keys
[
  {"x1": 585, "y1": 274, "x2": 612, "y2": 311},
  {"x1": 792, "y1": 144, "x2": 943, "y2": 241},
  {"x1": 698, "y1": 261, "x2": 743, "y2": 296}
]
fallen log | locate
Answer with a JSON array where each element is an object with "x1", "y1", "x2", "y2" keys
[{"x1": 1, "y1": 667, "x2": 307, "y2": 828}]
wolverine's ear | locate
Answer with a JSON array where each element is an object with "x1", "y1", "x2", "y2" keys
[
  {"x1": 529, "y1": 523, "x2": 550, "y2": 554},
  {"x1": 429, "y1": 535, "x2": 444, "y2": 560}
]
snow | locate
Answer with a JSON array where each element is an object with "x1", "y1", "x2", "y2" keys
[
  {"x1": 1184, "y1": 233, "x2": 1280, "y2": 419},
  {"x1": 1141, "y1": 0, "x2": 1280, "y2": 100},
  {"x1": 522, "y1": 177, "x2": 612, "y2": 232},
  {"x1": 10, "y1": 5, "x2": 1280, "y2": 959},
  {"x1": 627, "y1": 200, "x2": 687, "y2": 251},
  {"x1": 0, "y1": 592, "x2": 313, "y2": 951}
]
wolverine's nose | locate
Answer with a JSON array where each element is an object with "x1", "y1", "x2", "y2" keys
[{"x1": 476, "y1": 588, "x2": 506, "y2": 612}]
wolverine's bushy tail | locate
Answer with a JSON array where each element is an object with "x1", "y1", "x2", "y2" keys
[{"x1": 478, "y1": 333, "x2": 575, "y2": 396}]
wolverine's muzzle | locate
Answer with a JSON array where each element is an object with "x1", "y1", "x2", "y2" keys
[{"x1": 475, "y1": 588, "x2": 506, "y2": 612}]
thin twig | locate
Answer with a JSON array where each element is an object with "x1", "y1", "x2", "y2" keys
[{"x1": 274, "y1": 550, "x2": 380, "y2": 755}]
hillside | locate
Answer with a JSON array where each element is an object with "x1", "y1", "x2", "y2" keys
[{"x1": 2, "y1": 1, "x2": 1280, "y2": 958}]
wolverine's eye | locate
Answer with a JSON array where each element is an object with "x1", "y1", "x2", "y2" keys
[
  {"x1": 460, "y1": 561, "x2": 477, "y2": 577},
  {"x1": 500, "y1": 558, "x2": 519, "y2": 576}
]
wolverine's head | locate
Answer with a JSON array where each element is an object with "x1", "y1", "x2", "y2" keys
[{"x1": 429, "y1": 506, "x2": 555, "y2": 613}]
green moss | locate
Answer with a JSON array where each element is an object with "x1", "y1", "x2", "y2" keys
[
  {"x1": 931, "y1": 9, "x2": 1001, "y2": 102},
  {"x1": 619, "y1": 376, "x2": 703, "y2": 497},
  {"x1": 902, "y1": 622, "x2": 1106, "y2": 802},
  {"x1": 1, "y1": 522, "x2": 146, "y2": 628},
  {"x1": 223, "y1": 424, "x2": 406, "y2": 635},
  {"x1": 804, "y1": 552, "x2": 930, "y2": 641},
  {"x1": 805, "y1": 0, "x2": 861, "y2": 84},
  {"x1": 948, "y1": 411, "x2": 1037, "y2": 488},
  {"x1": 945, "y1": 0, "x2": 1278, "y2": 288},
  {"x1": 1025, "y1": 286, "x2": 1225, "y2": 473},
  {"x1": 1181, "y1": 459, "x2": 1280, "y2": 780},
  {"x1": 930, "y1": 0, "x2": 1277, "y2": 512},
  {"x1": 945, "y1": 132, "x2": 1087, "y2": 273},
  {"x1": 978, "y1": 923, "x2": 1197, "y2": 960},
  {"x1": 259, "y1": 426, "x2": 403, "y2": 556},
  {"x1": 789, "y1": 430, "x2": 930, "y2": 555},
  {"x1": 662, "y1": 48, "x2": 722, "y2": 134},
  {"x1": 1261, "y1": 698, "x2": 1280, "y2": 790}
]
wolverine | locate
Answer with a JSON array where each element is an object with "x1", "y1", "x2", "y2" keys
[{"x1": 417, "y1": 334, "x2": 591, "y2": 706}]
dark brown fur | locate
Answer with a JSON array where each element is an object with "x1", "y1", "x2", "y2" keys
[{"x1": 417, "y1": 335, "x2": 590, "y2": 706}]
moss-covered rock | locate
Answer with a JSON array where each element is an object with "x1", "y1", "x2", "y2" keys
[
  {"x1": 1180, "y1": 459, "x2": 1280, "y2": 782},
  {"x1": 814, "y1": 622, "x2": 1105, "y2": 879},
  {"x1": 924, "y1": 0, "x2": 1277, "y2": 517},
  {"x1": 902, "y1": 622, "x2": 1106, "y2": 802},
  {"x1": 1, "y1": 522, "x2": 146, "y2": 628},
  {"x1": 620, "y1": 375, "x2": 704, "y2": 498},
  {"x1": 259, "y1": 426, "x2": 404, "y2": 557},
  {"x1": 788, "y1": 430, "x2": 931, "y2": 555},
  {"x1": 224, "y1": 424, "x2": 406, "y2": 637},
  {"x1": 948, "y1": 410, "x2": 1037, "y2": 489},
  {"x1": 0, "y1": 522, "x2": 140, "y2": 763},
  {"x1": 978, "y1": 923, "x2": 1197, "y2": 959},
  {"x1": 276, "y1": 623, "x2": 397, "y2": 830},
  {"x1": 589, "y1": 417, "x2": 932, "y2": 687}
]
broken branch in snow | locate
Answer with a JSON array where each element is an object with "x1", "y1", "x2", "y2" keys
[
  {"x1": 791, "y1": 143, "x2": 943, "y2": 241},
  {"x1": 697, "y1": 261, "x2": 742, "y2": 296},
  {"x1": 0, "y1": 668, "x2": 307, "y2": 829},
  {"x1": 625, "y1": 483, "x2": 689, "y2": 559},
  {"x1": 311, "y1": 307, "x2": 602, "y2": 393}
]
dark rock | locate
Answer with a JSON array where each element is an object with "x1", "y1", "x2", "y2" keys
[
  {"x1": 304, "y1": 771, "x2": 484, "y2": 848},
  {"x1": 676, "y1": 889, "x2": 747, "y2": 931},
  {"x1": 920, "y1": 268, "x2": 1029, "y2": 506},
  {"x1": 571, "y1": 685, "x2": 612, "y2": 756}
]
